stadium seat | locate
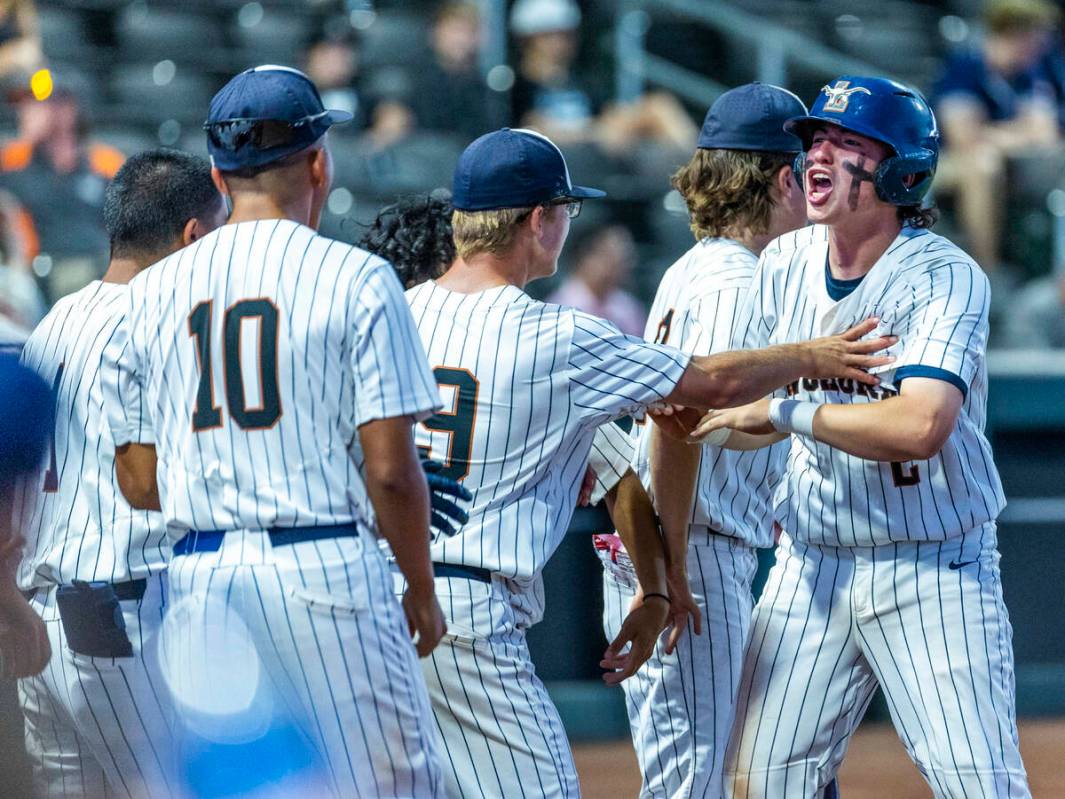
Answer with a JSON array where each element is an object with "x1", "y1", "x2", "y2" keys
[
  {"x1": 115, "y1": 5, "x2": 226, "y2": 65},
  {"x1": 37, "y1": 6, "x2": 94, "y2": 63},
  {"x1": 109, "y1": 63, "x2": 219, "y2": 127},
  {"x1": 230, "y1": 7, "x2": 315, "y2": 67}
]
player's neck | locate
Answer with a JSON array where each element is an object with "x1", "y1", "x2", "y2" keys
[
  {"x1": 101, "y1": 255, "x2": 150, "y2": 284},
  {"x1": 826, "y1": 215, "x2": 902, "y2": 280},
  {"x1": 226, "y1": 195, "x2": 313, "y2": 228},
  {"x1": 436, "y1": 253, "x2": 530, "y2": 292},
  {"x1": 732, "y1": 231, "x2": 772, "y2": 257}
]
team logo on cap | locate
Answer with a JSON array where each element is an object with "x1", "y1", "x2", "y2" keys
[{"x1": 821, "y1": 81, "x2": 871, "y2": 113}]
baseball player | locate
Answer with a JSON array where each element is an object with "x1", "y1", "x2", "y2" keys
[
  {"x1": 102, "y1": 67, "x2": 449, "y2": 798},
  {"x1": 690, "y1": 77, "x2": 1030, "y2": 797},
  {"x1": 360, "y1": 191, "x2": 685, "y2": 682},
  {"x1": 397, "y1": 126, "x2": 895, "y2": 797},
  {"x1": 11, "y1": 150, "x2": 227, "y2": 798},
  {"x1": 598, "y1": 82, "x2": 811, "y2": 799},
  {"x1": 0, "y1": 354, "x2": 54, "y2": 681}
]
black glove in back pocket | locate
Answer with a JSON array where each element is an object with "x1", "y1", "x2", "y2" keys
[{"x1": 56, "y1": 581, "x2": 134, "y2": 658}]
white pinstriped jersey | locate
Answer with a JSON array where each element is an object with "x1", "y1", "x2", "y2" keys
[
  {"x1": 588, "y1": 421, "x2": 634, "y2": 505},
  {"x1": 633, "y1": 238, "x2": 787, "y2": 548},
  {"x1": 736, "y1": 224, "x2": 1005, "y2": 546},
  {"x1": 14, "y1": 282, "x2": 166, "y2": 590},
  {"x1": 406, "y1": 281, "x2": 690, "y2": 582},
  {"x1": 105, "y1": 219, "x2": 441, "y2": 538}
]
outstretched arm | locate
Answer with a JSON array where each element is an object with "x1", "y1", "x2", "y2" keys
[{"x1": 665, "y1": 318, "x2": 895, "y2": 411}]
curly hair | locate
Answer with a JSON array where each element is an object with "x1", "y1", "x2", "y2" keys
[
  {"x1": 671, "y1": 148, "x2": 794, "y2": 240},
  {"x1": 358, "y1": 193, "x2": 456, "y2": 288},
  {"x1": 897, "y1": 203, "x2": 939, "y2": 229}
]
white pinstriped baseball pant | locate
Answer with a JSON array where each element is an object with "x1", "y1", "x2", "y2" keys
[
  {"x1": 601, "y1": 529, "x2": 759, "y2": 799},
  {"x1": 724, "y1": 525, "x2": 1030, "y2": 799},
  {"x1": 19, "y1": 573, "x2": 178, "y2": 799}
]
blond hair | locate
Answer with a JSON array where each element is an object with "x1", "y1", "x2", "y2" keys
[
  {"x1": 451, "y1": 206, "x2": 534, "y2": 259},
  {"x1": 671, "y1": 148, "x2": 793, "y2": 241}
]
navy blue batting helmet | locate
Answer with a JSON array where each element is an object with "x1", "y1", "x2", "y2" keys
[{"x1": 784, "y1": 76, "x2": 939, "y2": 206}]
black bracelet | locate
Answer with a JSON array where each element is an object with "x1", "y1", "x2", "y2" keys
[{"x1": 643, "y1": 592, "x2": 670, "y2": 605}]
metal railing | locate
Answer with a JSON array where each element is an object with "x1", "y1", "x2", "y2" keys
[{"x1": 616, "y1": 0, "x2": 891, "y2": 105}]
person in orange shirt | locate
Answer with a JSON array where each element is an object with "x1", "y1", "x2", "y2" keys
[{"x1": 0, "y1": 83, "x2": 123, "y2": 302}]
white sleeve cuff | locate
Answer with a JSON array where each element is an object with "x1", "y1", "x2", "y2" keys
[{"x1": 768, "y1": 398, "x2": 818, "y2": 438}]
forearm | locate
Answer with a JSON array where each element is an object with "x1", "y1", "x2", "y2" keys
[
  {"x1": 368, "y1": 468, "x2": 435, "y2": 592},
  {"x1": 607, "y1": 471, "x2": 668, "y2": 596},
  {"x1": 810, "y1": 399, "x2": 944, "y2": 462},
  {"x1": 649, "y1": 424, "x2": 699, "y2": 578},
  {"x1": 668, "y1": 343, "x2": 811, "y2": 410},
  {"x1": 723, "y1": 430, "x2": 789, "y2": 451}
]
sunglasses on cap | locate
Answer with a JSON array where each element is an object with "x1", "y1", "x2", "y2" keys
[{"x1": 204, "y1": 110, "x2": 329, "y2": 152}]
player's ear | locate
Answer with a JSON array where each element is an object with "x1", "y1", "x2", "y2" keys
[
  {"x1": 180, "y1": 217, "x2": 200, "y2": 247},
  {"x1": 775, "y1": 164, "x2": 796, "y2": 200},
  {"x1": 210, "y1": 166, "x2": 230, "y2": 198}
]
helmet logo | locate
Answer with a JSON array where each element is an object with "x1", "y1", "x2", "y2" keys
[{"x1": 821, "y1": 80, "x2": 872, "y2": 113}]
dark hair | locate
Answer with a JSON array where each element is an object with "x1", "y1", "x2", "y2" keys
[
  {"x1": 104, "y1": 149, "x2": 221, "y2": 259},
  {"x1": 359, "y1": 192, "x2": 456, "y2": 288},
  {"x1": 898, "y1": 203, "x2": 938, "y2": 228}
]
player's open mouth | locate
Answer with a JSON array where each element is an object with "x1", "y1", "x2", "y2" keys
[{"x1": 807, "y1": 169, "x2": 833, "y2": 206}]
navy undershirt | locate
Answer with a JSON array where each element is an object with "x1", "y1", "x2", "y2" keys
[{"x1": 825, "y1": 257, "x2": 865, "y2": 301}]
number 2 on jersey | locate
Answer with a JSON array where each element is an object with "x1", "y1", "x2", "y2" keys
[
  {"x1": 188, "y1": 299, "x2": 282, "y2": 431},
  {"x1": 419, "y1": 367, "x2": 478, "y2": 481}
]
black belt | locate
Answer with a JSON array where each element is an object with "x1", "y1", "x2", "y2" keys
[
  {"x1": 173, "y1": 523, "x2": 360, "y2": 556},
  {"x1": 22, "y1": 578, "x2": 147, "y2": 602},
  {"x1": 432, "y1": 562, "x2": 492, "y2": 583}
]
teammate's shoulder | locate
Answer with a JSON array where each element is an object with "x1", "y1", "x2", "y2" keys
[
  {"x1": 761, "y1": 224, "x2": 825, "y2": 262},
  {"x1": 684, "y1": 237, "x2": 758, "y2": 277}
]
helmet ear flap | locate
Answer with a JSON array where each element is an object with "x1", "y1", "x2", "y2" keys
[
  {"x1": 873, "y1": 151, "x2": 937, "y2": 205},
  {"x1": 792, "y1": 152, "x2": 806, "y2": 189}
]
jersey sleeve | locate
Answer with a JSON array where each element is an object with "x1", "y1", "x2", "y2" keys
[
  {"x1": 102, "y1": 302, "x2": 154, "y2": 447},
  {"x1": 677, "y1": 284, "x2": 748, "y2": 357},
  {"x1": 891, "y1": 263, "x2": 989, "y2": 399},
  {"x1": 587, "y1": 421, "x2": 635, "y2": 505},
  {"x1": 568, "y1": 312, "x2": 690, "y2": 427},
  {"x1": 349, "y1": 260, "x2": 442, "y2": 427}
]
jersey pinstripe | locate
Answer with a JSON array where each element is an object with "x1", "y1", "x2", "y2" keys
[
  {"x1": 734, "y1": 224, "x2": 1005, "y2": 546},
  {"x1": 14, "y1": 281, "x2": 166, "y2": 590},
  {"x1": 104, "y1": 219, "x2": 442, "y2": 538},
  {"x1": 633, "y1": 238, "x2": 787, "y2": 548},
  {"x1": 406, "y1": 280, "x2": 690, "y2": 583},
  {"x1": 588, "y1": 421, "x2": 634, "y2": 505}
]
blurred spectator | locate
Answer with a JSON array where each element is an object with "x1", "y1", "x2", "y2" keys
[
  {"x1": 1001, "y1": 273, "x2": 1065, "y2": 347},
  {"x1": 303, "y1": 23, "x2": 415, "y2": 151},
  {"x1": 304, "y1": 27, "x2": 366, "y2": 127},
  {"x1": 0, "y1": 190, "x2": 46, "y2": 336},
  {"x1": 0, "y1": 83, "x2": 123, "y2": 302},
  {"x1": 509, "y1": 0, "x2": 695, "y2": 155},
  {"x1": 547, "y1": 224, "x2": 646, "y2": 336},
  {"x1": 932, "y1": 0, "x2": 1063, "y2": 272},
  {"x1": 404, "y1": 2, "x2": 506, "y2": 140},
  {"x1": 0, "y1": 1, "x2": 41, "y2": 81}
]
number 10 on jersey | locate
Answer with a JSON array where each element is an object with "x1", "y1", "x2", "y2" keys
[{"x1": 188, "y1": 299, "x2": 282, "y2": 431}]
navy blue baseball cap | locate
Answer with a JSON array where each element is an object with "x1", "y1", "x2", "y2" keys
[
  {"x1": 697, "y1": 83, "x2": 807, "y2": 153},
  {"x1": 452, "y1": 128, "x2": 606, "y2": 211},
  {"x1": 0, "y1": 354, "x2": 55, "y2": 486},
  {"x1": 205, "y1": 65, "x2": 352, "y2": 171}
]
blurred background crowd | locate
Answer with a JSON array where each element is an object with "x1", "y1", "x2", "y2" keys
[{"x1": 3, "y1": 0, "x2": 1065, "y2": 349}]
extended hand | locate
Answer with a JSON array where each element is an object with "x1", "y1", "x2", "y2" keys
[
  {"x1": 577, "y1": 465, "x2": 597, "y2": 507},
  {"x1": 402, "y1": 584, "x2": 447, "y2": 658},
  {"x1": 664, "y1": 570, "x2": 702, "y2": 655},
  {"x1": 421, "y1": 459, "x2": 473, "y2": 539},
  {"x1": 802, "y1": 318, "x2": 896, "y2": 385},
  {"x1": 689, "y1": 398, "x2": 775, "y2": 442},
  {"x1": 600, "y1": 593, "x2": 669, "y2": 685},
  {"x1": 646, "y1": 403, "x2": 705, "y2": 442}
]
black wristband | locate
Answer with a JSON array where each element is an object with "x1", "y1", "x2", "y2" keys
[{"x1": 643, "y1": 592, "x2": 670, "y2": 605}]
